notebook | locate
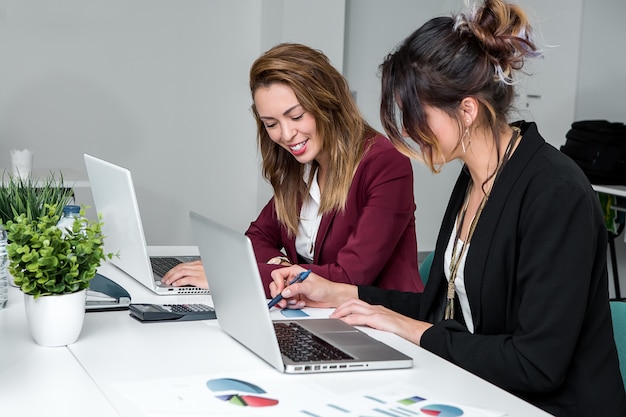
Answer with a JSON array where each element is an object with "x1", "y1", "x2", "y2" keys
[
  {"x1": 84, "y1": 154, "x2": 210, "y2": 295},
  {"x1": 189, "y1": 210, "x2": 413, "y2": 373}
]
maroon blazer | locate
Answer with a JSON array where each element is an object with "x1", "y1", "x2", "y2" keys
[{"x1": 246, "y1": 135, "x2": 423, "y2": 297}]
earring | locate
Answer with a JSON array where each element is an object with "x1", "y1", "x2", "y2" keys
[{"x1": 461, "y1": 127, "x2": 470, "y2": 153}]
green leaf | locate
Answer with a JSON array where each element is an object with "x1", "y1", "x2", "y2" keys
[
  {"x1": 4, "y1": 203, "x2": 116, "y2": 297},
  {"x1": 0, "y1": 172, "x2": 73, "y2": 224}
]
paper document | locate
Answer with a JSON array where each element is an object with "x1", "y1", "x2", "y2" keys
[{"x1": 113, "y1": 372, "x2": 507, "y2": 417}]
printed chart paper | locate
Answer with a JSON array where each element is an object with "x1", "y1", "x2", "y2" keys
[{"x1": 113, "y1": 372, "x2": 507, "y2": 417}]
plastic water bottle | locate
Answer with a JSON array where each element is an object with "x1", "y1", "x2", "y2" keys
[
  {"x1": 0, "y1": 223, "x2": 8, "y2": 309},
  {"x1": 57, "y1": 205, "x2": 81, "y2": 237}
]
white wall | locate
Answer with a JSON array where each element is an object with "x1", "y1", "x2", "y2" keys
[
  {"x1": 511, "y1": 0, "x2": 582, "y2": 149},
  {"x1": 575, "y1": 0, "x2": 626, "y2": 122},
  {"x1": 0, "y1": 0, "x2": 345, "y2": 246},
  {"x1": 0, "y1": 0, "x2": 262, "y2": 245}
]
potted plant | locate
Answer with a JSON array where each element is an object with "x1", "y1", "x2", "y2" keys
[
  {"x1": 0, "y1": 172, "x2": 74, "y2": 223},
  {"x1": 1, "y1": 172, "x2": 75, "y2": 289},
  {"x1": 4, "y1": 204, "x2": 114, "y2": 346}
]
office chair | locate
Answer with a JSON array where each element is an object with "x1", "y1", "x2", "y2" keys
[
  {"x1": 610, "y1": 300, "x2": 626, "y2": 392},
  {"x1": 419, "y1": 251, "x2": 434, "y2": 286}
]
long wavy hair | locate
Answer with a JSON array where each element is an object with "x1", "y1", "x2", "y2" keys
[
  {"x1": 250, "y1": 43, "x2": 377, "y2": 236},
  {"x1": 379, "y1": 0, "x2": 541, "y2": 175}
]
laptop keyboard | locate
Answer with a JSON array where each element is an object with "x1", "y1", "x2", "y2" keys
[
  {"x1": 274, "y1": 322, "x2": 354, "y2": 362},
  {"x1": 150, "y1": 257, "x2": 183, "y2": 277}
]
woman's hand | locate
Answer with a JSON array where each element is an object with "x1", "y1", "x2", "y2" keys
[
  {"x1": 331, "y1": 298, "x2": 433, "y2": 346},
  {"x1": 270, "y1": 267, "x2": 431, "y2": 345},
  {"x1": 269, "y1": 265, "x2": 357, "y2": 309},
  {"x1": 161, "y1": 260, "x2": 209, "y2": 289}
]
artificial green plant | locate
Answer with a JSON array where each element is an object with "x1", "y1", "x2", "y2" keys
[
  {"x1": 0, "y1": 172, "x2": 74, "y2": 224},
  {"x1": 5, "y1": 204, "x2": 115, "y2": 298}
]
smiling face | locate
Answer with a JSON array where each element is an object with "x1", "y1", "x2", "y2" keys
[{"x1": 253, "y1": 83, "x2": 325, "y2": 166}]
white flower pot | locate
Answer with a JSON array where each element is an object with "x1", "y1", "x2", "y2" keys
[
  {"x1": 8, "y1": 270, "x2": 17, "y2": 287},
  {"x1": 24, "y1": 290, "x2": 87, "y2": 347}
]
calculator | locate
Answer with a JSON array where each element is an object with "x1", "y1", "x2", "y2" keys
[{"x1": 129, "y1": 303, "x2": 217, "y2": 322}]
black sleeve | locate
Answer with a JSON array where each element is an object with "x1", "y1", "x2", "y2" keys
[{"x1": 358, "y1": 285, "x2": 422, "y2": 319}]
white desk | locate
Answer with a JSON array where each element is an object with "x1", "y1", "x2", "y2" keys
[
  {"x1": 0, "y1": 284, "x2": 119, "y2": 417},
  {"x1": 1, "y1": 247, "x2": 551, "y2": 417}
]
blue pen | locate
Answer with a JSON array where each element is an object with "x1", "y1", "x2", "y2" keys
[{"x1": 267, "y1": 269, "x2": 311, "y2": 309}]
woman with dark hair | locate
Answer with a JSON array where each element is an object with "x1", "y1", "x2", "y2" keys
[
  {"x1": 268, "y1": 1, "x2": 626, "y2": 415},
  {"x1": 163, "y1": 43, "x2": 423, "y2": 296}
]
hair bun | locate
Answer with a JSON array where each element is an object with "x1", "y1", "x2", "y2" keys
[{"x1": 454, "y1": 0, "x2": 540, "y2": 84}]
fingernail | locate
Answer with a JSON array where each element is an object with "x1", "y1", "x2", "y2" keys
[{"x1": 283, "y1": 289, "x2": 292, "y2": 297}]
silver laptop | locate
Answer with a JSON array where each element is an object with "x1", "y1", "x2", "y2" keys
[
  {"x1": 84, "y1": 154, "x2": 209, "y2": 295},
  {"x1": 189, "y1": 210, "x2": 413, "y2": 373}
]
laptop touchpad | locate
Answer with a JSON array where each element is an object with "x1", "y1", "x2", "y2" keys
[
  {"x1": 324, "y1": 331, "x2": 381, "y2": 347},
  {"x1": 300, "y1": 319, "x2": 379, "y2": 347},
  {"x1": 300, "y1": 318, "x2": 359, "y2": 333}
]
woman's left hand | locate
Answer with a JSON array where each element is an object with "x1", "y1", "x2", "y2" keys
[
  {"x1": 161, "y1": 260, "x2": 209, "y2": 289},
  {"x1": 330, "y1": 298, "x2": 432, "y2": 346}
]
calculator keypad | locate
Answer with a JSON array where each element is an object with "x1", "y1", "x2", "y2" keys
[{"x1": 163, "y1": 304, "x2": 213, "y2": 313}]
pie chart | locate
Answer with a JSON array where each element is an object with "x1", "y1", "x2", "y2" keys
[
  {"x1": 206, "y1": 378, "x2": 279, "y2": 408},
  {"x1": 206, "y1": 378, "x2": 265, "y2": 394},
  {"x1": 215, "y1": 394, "x2": 279, "y2": 407},
  {"x1": 420, "y1": 404, "x2": 464, "y2": 416}
]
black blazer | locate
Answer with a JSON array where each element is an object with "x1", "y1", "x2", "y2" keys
[{"x1": 360, "y1": 122, "x2": 626, "y2": 416}]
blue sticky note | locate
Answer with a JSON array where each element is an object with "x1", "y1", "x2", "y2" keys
[{"x1": 280, "y1": 309, "x2": 309, "y2": 318}]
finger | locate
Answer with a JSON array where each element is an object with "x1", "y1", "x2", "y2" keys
[
  {"x1": 161, "y1": 266, "x2": 180, "y2": 281},
  {"x1": 286, "y1": 300, "x2": 306, "y2": 309},
  {"x1": 331, "y1": 298, "x2": 368, "y2": 317},
  {"x1": 269, "y1": 270, "x2": 288, "y2": 293},
  {"x1": 270, "y1": 266, "x2": 303, "y2": 293},
  {"x1": 162, "y1": 268, "x2": 192, "y2": 285},
  {"x1": 162, "y1": 262, "x2": 197, "y2": 282},
  {"x1": 269, "y1": 281, "x2": 280, "y2": 298},
  {"x1": 167, "y1": 276, "x2": 188, "y2": 287},
  {"x1": 336, "y1": 313, "x2": 368, "y2": 327},
  {"x1": 281, "y1": 284, "x2": 297, "y2": 298},
  {"x1": 161, "y1": 270, "x2": 182, "y2": 285}
]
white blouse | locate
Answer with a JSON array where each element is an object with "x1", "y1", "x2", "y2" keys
[
  {"x1": 295, "y1": 166, "x2": 322, "y2": 264},
  {"x1": 444, "y1": 221, "x2": 475, "y2": 333}
]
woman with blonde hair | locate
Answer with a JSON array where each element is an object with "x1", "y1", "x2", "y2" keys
[{"x1": 164, "y1": 43, "x2": 423, "y2": 296}]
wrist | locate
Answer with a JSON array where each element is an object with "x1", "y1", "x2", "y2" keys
[
  {"x1": 329, "y1": 282, "x2": 359, "y2": 307},
  {"x1": 267, "y1": 256, "x2": 292, "y2": 266}
]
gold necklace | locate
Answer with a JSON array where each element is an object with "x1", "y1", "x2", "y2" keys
[{"x1": 444, "y1": 126, "x2": 521, "y2": 321}]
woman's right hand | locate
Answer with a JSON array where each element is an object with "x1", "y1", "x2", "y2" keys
[{"x1": 269, "y1": 265, "x2": 358, "y2": 309}]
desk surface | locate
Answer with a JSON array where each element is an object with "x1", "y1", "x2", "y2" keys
[
  {"x1": 1, "y1": 247, "x2": 550, "y2": 417},
  {"x1": 0, "y1": 284, "x2": 118, "y2": 417}
]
